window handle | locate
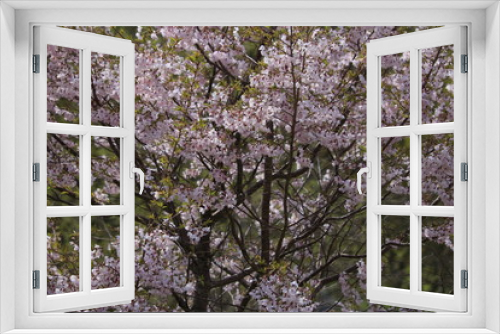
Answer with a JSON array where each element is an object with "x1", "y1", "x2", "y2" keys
[
  {"x1": 357, "y1": 162, "x2": 371, "y2": 195},
  {"x1": 129, "y1": 162, "x2": 145, "y2": 195}
]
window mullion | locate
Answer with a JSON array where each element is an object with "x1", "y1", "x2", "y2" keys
[
  {"x1": 409, "y1": 47, "x2": 420, "y2": 294},
  {"x1": 82, "y1": 47, "x2": 92, "y2": 294}
]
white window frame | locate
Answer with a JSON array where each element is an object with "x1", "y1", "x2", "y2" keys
[
  {"x1": 33, "y1": 26, "x2": 136, "y2": 312},
  {"x1": 365, "y1": 26, "x2": 468, "y2": 312},
  {"x1": 0, "y1": 1, "x2": 499, "y2": 333}
]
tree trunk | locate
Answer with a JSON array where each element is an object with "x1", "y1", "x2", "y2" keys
[
  {"x1": 260, "y1": 120, "x2": 274, "y2": 265},
  {"x1": 191, "y1": 217, "x2": 212, "y2": 312}
]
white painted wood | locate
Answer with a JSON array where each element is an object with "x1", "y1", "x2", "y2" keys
[
  {"x1": 33, "y1": 26, "x2": 135, "y2": 312},
  {"x1": 1, "y1": 329, "x2": 498, "y2": 334},
  {"x1": 372, "y1": 123, "x2": 454, "y2": 138},
  {"x1": 9, "y1": 6, "x2": 488, "y2": 332},
  {"x1": 0, "y1": 2, "x2": 17, "y2": 333},
  {"x1": 46, "y1": 123, "x2": 129, "y2": 137},
  {"x1": 409, "y1": 46, "x2": 420, "y2": 296},
  {"x1": 37, "y1": 27, "x2": 131, "y2": 57},
  {"x1": 372, "y1": 205, "x2": 454, "y2": 217},
  {"x1": 452, "y1": 26, "x2": 468, "y2": 313},
  {"x1": 368, "y1": 26, "x2": 465, "y2": 56},
  {"x1": 366, "y1": 30, "x2": 380, "y2": 308},
  {"x1": 82, "y1": 45, "x2": 92, "y2": 298},
  {"x1": 121, "y1": 42, "x2": 136, "y2": 293},
  {"x1": 366, "y1": 26, "x2": 467, "y2": 312},
  {"x1": 485, "y1": 3, "x2": 500, "y2": 333},
  {"x1": 46, "y1": 206, "x2": 130, "y2": 217},
  {"x1": 3, "y1": 0, "x2": 497, "y2": 10}
]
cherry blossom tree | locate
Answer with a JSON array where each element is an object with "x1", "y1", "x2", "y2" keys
[{"x1": 46, "y1": 26, "x2": 454, "y2": 312}]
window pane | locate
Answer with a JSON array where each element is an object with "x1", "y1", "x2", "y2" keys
[
  {"x1": 91, "y1": 136, "x2": 120, "y2": 205},
  {"x1": 47, "y1": 45, "x2": 80, "y2": 124},
  {"x1": 91, "y1": 52, "x2": 121, "y2": 127},
  {"x1": 47, "y1": 134, "x2": 80, "y2": 206},
  {"x1": 381, "y1": 137, "x2": 410, "y2": 205},
  {"x1": 47, "y1": 217, "x2": 80, "y2": 295},
  {"x1": 381, "y1": 215, "x2": 410, "y2": 290},
  {"x1": 421, "y1": 45, "x2": 454, "y2": 124},
  {"x1": 421, "y1": 134, "x2": 454, "y2": 206},
  {"x1": 381, "y1": 52, "x2": 410, "y2": 127},
  {"x1": 91, "y1": 216, "x2": 121, "y2": 289},
  {"x1": 421, "y1": 217, "x2": 454, "y2": 294}
]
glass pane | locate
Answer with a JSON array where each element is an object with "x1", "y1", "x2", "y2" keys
[
  {"x1": 91, "y1": 136, "x2": 120, "y2": 205},
  {"x1": 381, "y1": 52, "x2": 410, "y2": 127},
  {"x1": 91, "y1": 216, "x2": 121, "y2": 289},
  {"x1": 421, "y1": 45, "x2": 454, "y2": 124},
  {"x1": 381, "y1": 215, "x2": 410, "y2": 289},
  {"x1": 421, "y1": 217, "x2": 454, "y2": 294},
  {"x1": 47, "y1": 134, "x2": 80, "y2": 206},
  {"x1": 421, "y1": 134, "x2": 454, "y2": 206},
  {"x1": 381, "y1": 137, "x2": 410, "y2": 205},
  {"x1": 47, "y1": 217, "x2": 80, "y2": 295},
  {"x1": 47, "y1": 45, "x2": 80, "y2": 124},
  {"x1": 91, "y1": 52, "x2": 121, "y2": 127}
]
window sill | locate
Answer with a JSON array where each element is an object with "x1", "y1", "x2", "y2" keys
[{"x1": 3, "y1": 330, "x2": 498, "y2": 334}]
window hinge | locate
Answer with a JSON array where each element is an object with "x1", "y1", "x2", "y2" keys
[
  {"x1": 33, "y1": 270, "x2": 40, "y2": 289},
  {"x1": 33, "y1": 54, "x2": 40, "y2": 73},
  {"x1": 33, "y1": 163, "x2": 40, "y2": 182},
  {"x1": 461, "y1": 54, "x2": 468, "y2": 73},
  {"x1": 461, "y1": 162, "x2": 468, "y2": 181},
  {"x1": 461, "y1": 270, "x2": 468, "y2": 289}
]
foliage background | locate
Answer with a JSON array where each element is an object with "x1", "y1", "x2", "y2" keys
[{"x1": 45, "y1": 26, "x2": 455, "y2": 312}]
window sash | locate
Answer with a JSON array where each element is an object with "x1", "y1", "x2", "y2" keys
[
  {"x1": 33, "y1": 26, "x2": 136, "y2": 313},
  {"x1": 366, "y1": 26, "x2": 467, "y2": 312}
]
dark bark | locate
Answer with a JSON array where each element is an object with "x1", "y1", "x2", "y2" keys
[
  {"x1": 190, "y1": 214, "x2": 213, "y2": 312},
  {"x1": 260, "y1": 120, "x2": 274, "y2": 265}
]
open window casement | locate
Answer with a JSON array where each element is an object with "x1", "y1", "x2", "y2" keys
[
  {"x1": 33, "y1": 26, "x2": 140, "y2": 312},
  {"x1": 360, "y1": 26, "x2": 467, "y2": 312}
]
